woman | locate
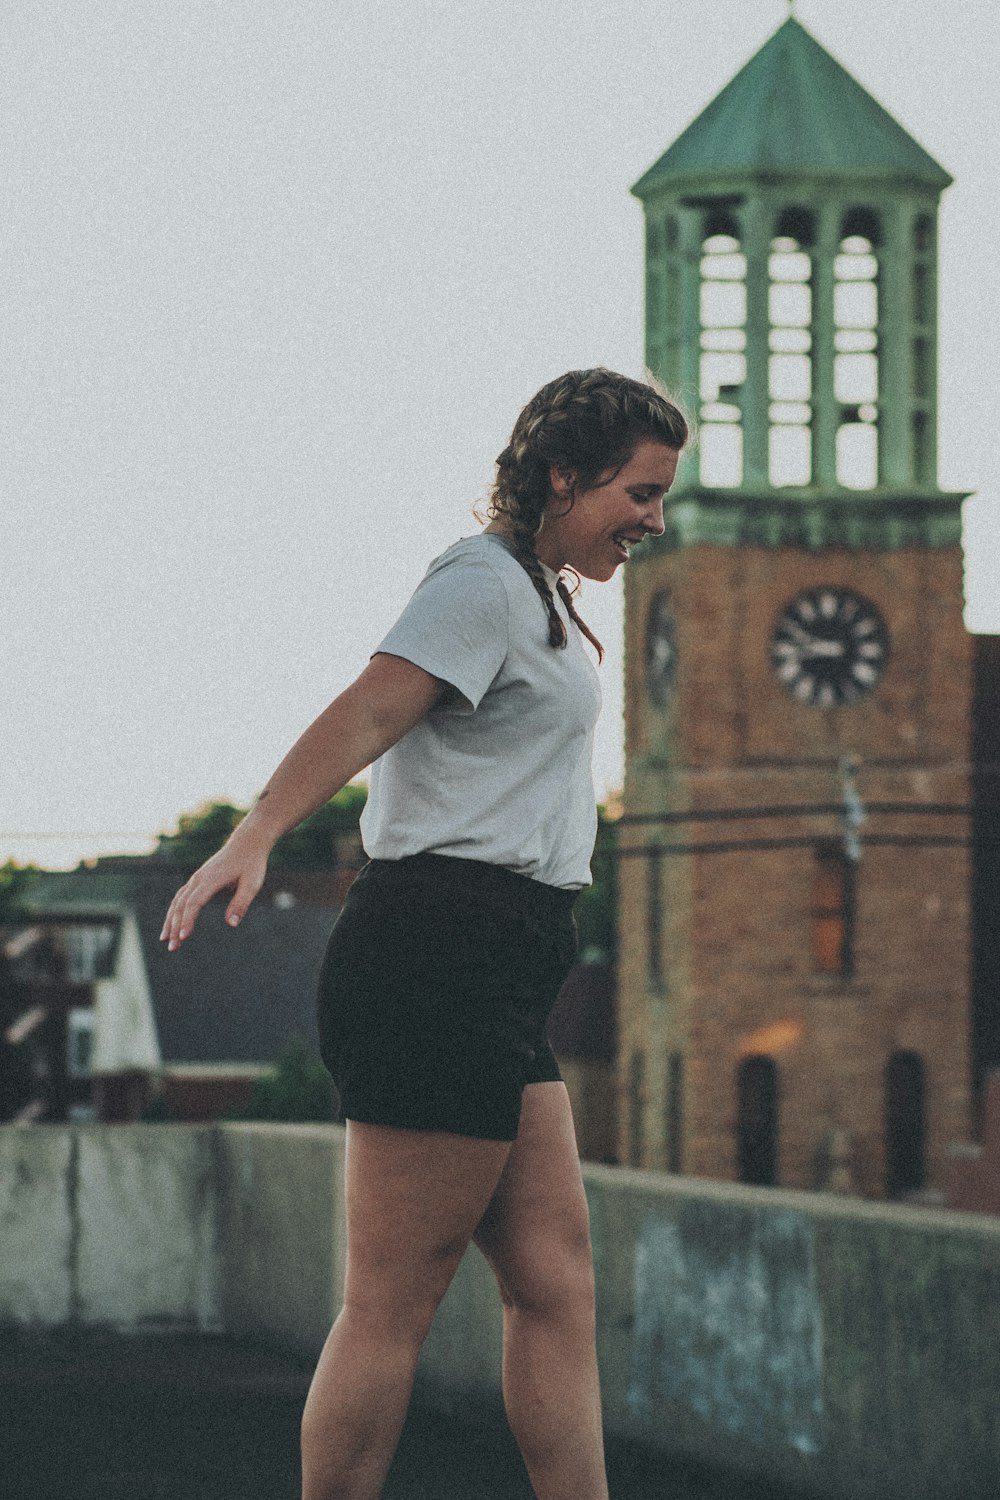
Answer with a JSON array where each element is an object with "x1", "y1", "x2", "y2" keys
[{"x1": 161, "y1": 367, "x2": 686, "y2": 1500}]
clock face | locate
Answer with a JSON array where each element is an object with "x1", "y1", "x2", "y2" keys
[
  {"x1": 770, "y1": 587, "x2": 889, "y2": 708},
  {"x1": 645, "y1": 589, "x2": 677, "y2": 709}
]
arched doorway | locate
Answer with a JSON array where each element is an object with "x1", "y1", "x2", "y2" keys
[
  {"x1": 628, "y1": 1050, "x2": 645, "y2": 1167},
  {"x1": 885, "y1": 1051, "x2": 926, "y2": 1199},
  {"x1": 736, "y1": 1055, "x2": 779, "y2": 1185}
]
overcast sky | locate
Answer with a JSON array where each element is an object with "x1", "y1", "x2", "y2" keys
[{"x1": 5, "y1": 0, "x2": 998, "y2": 870}]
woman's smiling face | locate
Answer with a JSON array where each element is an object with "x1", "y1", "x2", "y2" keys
[{"x1": 534, "y1": 438, "x2": 679, "y2": 581}]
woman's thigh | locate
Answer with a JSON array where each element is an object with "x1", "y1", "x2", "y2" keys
[
  {"x1": 343, "y1": 1120, "x2": 512, "y2": 1327},
  {"x1": 473, "y1": 1082, "x2": 594, "y2": 1307}
]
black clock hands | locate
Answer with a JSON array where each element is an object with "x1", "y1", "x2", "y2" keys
[{"x1": 771, "y1": 587, "x2": 889, "y2": 707}]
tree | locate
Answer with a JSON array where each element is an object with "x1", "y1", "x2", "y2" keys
[
  {"x1": 269, "y1": 784, "x2": 367, "y2": 868},
  {"x1": 228, "y1": 1038, "x2": 338, "y2": 1123},
  {"x1": 0, "y1": 860, "x2": 39, "y2": 923},
  {"x1": 152, "y1": 785, "x2": 620, "y2": 956},
  {"x1": 155, "y1": 785, "x2": 367, "y2": 868},
  {"x1": 154, "y1": 802, "x2": 246, "y2": 866},
  {"x1": 573, "y1": 805, "x2": 618, "y2": 961}
]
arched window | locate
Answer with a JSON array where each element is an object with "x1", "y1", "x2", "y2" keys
[
  {"x1": 812, "y1": 840, "x2": 856, "y2": 978},
  {"x1": 885, "y1": 1051, "x2": 926, "y2": 1199},
  {"x1": 645, "y1": 844, "x2": 664, "y2": 993},
  {"x1": 912, "y1": 213, "x2": 933, "y2": 254},
  {"x1": 736, "y1": 1055, "x2": 779, "y2": 1185},
  {"x1": 912, "y1": 410, "x2": 930, "y2": 485},
  {"x1": 699, "y1": 215, "x2": 746, "y2": 487},
  {"x1": 841, "y1": 206, "x2": 883, "y2": 247},
  {"x1": 776, "y1": 204, "x2": 816, "y2": 249},
  {"x1": 629, "y1": 1050, "x2": 645, "y2": 1167},
  {"x1": 666, "y1": 1051, "x2": 684, "y2": 1174}
]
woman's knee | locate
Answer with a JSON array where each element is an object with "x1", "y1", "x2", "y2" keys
[
  {"x1": 340, "y1": 1270, "x2": 452, "y2": 1352},
  {"x1": 346, "y1": 1229, "x2": 469, "y2": 1342},
  {"x1": 489, "y1": 1227, "x2": 596, "y2": 1322}
]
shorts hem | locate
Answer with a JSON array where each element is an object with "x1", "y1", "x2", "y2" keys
[{"x1": 340, "y1": 1102, "x2": 520, "y2": 1143}]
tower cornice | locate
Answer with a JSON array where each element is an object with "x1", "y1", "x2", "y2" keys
[{"x1": 646, "y1": 489, "x2": 969, "y2": 552}]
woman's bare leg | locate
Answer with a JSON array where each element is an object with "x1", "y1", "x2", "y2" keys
[
  {"x1": 301, "y1": 1121, "x2": 511, "y2": 1500},
  {"x1": 474, "y1": 1082, "x2": 609, "y2": 1500}
]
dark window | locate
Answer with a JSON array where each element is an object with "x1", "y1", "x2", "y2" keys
[
  {"x1": 912, "y1": 411, "x2": 930, "y2": 486},
  {"x1": 812, "y1": 841, "x2": 855, "y2": 978},
  {"x1": 629, "y1": 1051, "x2": 645, "y2": 1166},
  {"x1": 841, "y1": 206, "x2": 882, "y2": 247},
  {"x1": 913, "y1": 214, "x2": 934, "y2": 253},
  {"x1": 702, "y1": 205, "x2": 741, "y2": 242},
  {"x1": 736, "y1": 1055, "x2": 779, "y2": 1185},
  {"x1": 913, "y1": 261, "x2": 931, "y2": 325},
  {"x1": 775, "y1": 204, "x2": 816, "y2": 248},
  {"x1": 885, "y1": 1051, "x2": 926, "y2": 1199},
  {"x1": 646, "y1": 847, "x2": 664, "y2": 993},
  {"x1": 666, "y1": 1052, "x2": 684, "y2": 1174}
]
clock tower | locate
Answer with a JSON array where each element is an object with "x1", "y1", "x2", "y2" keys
[{"x1": 619, "y1": 17, "x2": 973, "y2": 1197}]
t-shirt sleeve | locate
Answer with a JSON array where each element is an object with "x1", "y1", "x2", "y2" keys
[{"x1": 372, "y1": 554, "x2": 510, "y2": 712}]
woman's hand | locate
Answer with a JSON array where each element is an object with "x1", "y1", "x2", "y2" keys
[
  {"x1": 159, "y1": 653, "x2": 447, "y2": 954},
  {"x1": 159, "y1": 823, "x2": 270, "y2": 952}
]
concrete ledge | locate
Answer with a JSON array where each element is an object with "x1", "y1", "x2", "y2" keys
[
  {"x1": 77, "y1": 1125, "x2": 218, "y2": 1330},
  {"x1": 580, "y1": 1166, "x2": 1000, "y2": 1500},
  {"x1": 3, "y1": 1123, "x2": 999, "y2": 1499},
  {"x1": 0, "y1": 1127, "x2": 74, "y2": 1327},
  {"x1": 422, "y1": 1164, "x2": 1000, "y2": 1499},
  {"x1": 214, "y1": 1123, "x2": 344, "y2": 1357},
  {"x1": 0, "y1": 1124, "x2": 218, "y2": 1332}
]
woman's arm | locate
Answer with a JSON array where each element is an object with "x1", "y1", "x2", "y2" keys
[{"x1": 159, "y1": 652, "x2": 445, "y2": 951}]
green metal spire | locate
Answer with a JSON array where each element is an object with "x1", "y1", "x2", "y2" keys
[{"x1": 633, "y1": 18, "x2": 951, "y2": 198}]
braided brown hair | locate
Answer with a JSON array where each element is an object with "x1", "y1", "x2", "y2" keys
[{"x1": 487, "y1": 368, "x2": 688, "y2": 661}]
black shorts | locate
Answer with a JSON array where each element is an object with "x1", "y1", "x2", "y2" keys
[{"x1": 315, "y1": 853, "x2": 579, "y2": 1141}]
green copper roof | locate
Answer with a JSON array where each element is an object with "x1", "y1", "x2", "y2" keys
[{"x1": 633, "y1": 18, "x2": 951, "y2": 197}]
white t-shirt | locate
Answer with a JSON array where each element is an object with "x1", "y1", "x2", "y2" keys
[{"x1": 359, "y1": 532, "x2": 603, "y2": 889}]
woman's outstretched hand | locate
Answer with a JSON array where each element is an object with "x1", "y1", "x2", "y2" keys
[
  {"x1": 159, "y1": 826, "x2": 270, "y2": 952},
  {"x1": 157, "y1": 656, "x2": 447, "y2": 953}
]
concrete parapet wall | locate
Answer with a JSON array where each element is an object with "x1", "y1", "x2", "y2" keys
[
  {"x1": 214, "y1": 1123, "x2": 344, "y2": 1354},
  {"x1": 0, "y1": 1127, "x2": 74, "y2": 1327},
  {"x1": 0, "y1": 1125, "x2": 218, "y2": 1332},
  {"x1": 579, "y1": 1167, "x2": 1000, "y2": 1500},
  {"x1": 2, "y1": 1123, "x2": 999, "y2": 1499}
]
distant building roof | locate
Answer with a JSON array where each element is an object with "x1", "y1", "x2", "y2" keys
[
  {"x1": 24, "y1": 869, "x2": 131, "y2": 911},
  {"x1": 633, "y1": 17, "x2": 951, "y2": 198},
  {"x1": 21, "y1": 864, "x2": 339, "y2": 1066},
  {"x1": 130, "y1": 879, "x2": 334, "y2": 1065}
]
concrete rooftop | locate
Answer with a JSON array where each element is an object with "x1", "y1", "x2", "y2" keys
[{"x1": 2, "y1": 1331, "x2": 777, "y2": 1500}]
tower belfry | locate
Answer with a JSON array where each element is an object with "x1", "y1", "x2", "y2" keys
[
  {"x1": 618, "y1": 17, "x2": 973, "y2": 1196},
  {"x1": 633, "y1": 15, "x2": 958, "y2": 532}
]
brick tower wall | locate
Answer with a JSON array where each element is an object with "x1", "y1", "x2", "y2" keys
[{"x1": 619, "y1": 542, "x2": 972, "y2": 1195}]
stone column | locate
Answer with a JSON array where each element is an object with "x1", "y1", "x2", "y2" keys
[
  {"x1": 811, "y1": 201, "x2": 840, "y2": 489},
  {"x1": 739, "y1": 198, "x2": 771, "y2": 491},
  {"x1": 876, "y1": 198, "x2": 913, "y2": 487},
  {"x1": 676, "y1": 205, "x2": 703, "y2": 431},
  {"x1": 919, "y1": 200, "x2": 941, "y2": 487},
  {"x1": 644, "y1": 210, "x2": 665, "y2": 383}
]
